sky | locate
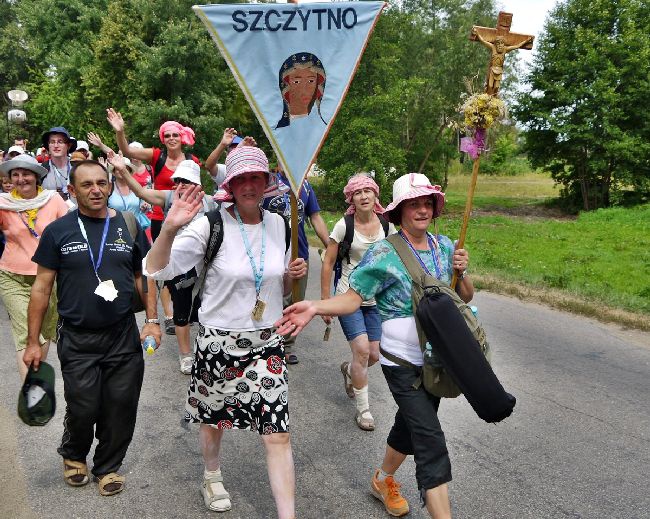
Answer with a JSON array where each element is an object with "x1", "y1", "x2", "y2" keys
[
  {"x1": 497, "y1": 0, "x2": 559, "y2": 68},
  {"x1": 275, "y1": 0, "x2": 559, "y2": 69}
]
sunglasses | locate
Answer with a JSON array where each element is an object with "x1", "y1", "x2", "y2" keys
[
  {"x1": 163, "y1": 133, "x2": 180, "y2": 139},
  {"x1": 173, "y1": 177, "x2": 193, "y2": 185}
]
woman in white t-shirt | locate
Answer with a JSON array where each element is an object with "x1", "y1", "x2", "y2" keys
[
  {"x1": 321, "y1": 174, "x2": 395, "y2": 431},
  {"x1": 143, "y1": 146, "x2": 307, "y2": 518}
]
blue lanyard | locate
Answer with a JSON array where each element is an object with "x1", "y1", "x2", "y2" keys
[
  {"x1": 77, "y1": 212, "x2": 111, "y2": 282},
  {"x1": 19, "y1": 214, "x2": 39, "y2": 239},
  {"x1": 398, "y1": 230, "x2": 442, "y2": 280},
  {"x1": 233, "y1": 206, "x2": 266, "y2": 296}
]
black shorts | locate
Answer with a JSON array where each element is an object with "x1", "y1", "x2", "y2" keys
[
  {"x1": 381, "y1": 365, "x2": 452, "y2": 493},
  {"x1": 164, "y1": 271, "x2": 199, "y2": 327}
]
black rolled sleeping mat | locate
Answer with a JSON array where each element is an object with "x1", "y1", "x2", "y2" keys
[{"x1": 416, "y1": 290, "x2": 516, "y2": 423}]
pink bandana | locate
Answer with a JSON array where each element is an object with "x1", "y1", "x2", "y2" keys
[
  {"x1": 158, "y1": 121, "x2": 195, "y2": 146},
  {"x1": 343, "y1": 175, "x2": 385, "y2": 216}
]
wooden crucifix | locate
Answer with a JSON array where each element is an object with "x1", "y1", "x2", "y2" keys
[
  {"x1": 451, "y1": 13, "x2": 534, "y2": 289},
  {"x1": 470, "y1": 12, "x2": 534, "y2": 96}
]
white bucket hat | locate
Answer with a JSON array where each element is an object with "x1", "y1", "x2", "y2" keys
[
  {"x1": 170, "y1": 160, "x2": 201, "y2": 185},
  {"x1": 383, "y1": 173, "x2": 445, "y2": 224},
  {"x1": 0, "y1": 154, "x2": 48, "y2": 180},
  {"x1": 8, "y1": 145, "x2": 24, "y2": 156}
]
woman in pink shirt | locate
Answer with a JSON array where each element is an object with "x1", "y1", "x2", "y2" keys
[{"x1": 0, "y1": 154, "x2": 69, "y2": 380}]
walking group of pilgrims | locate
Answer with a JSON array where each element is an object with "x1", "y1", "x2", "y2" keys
[{"x1": 0, "y1": 109, "x2": 472, "y2": 519}]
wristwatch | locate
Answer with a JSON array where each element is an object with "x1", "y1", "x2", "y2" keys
[
  {"x1": 144, "y1": 318, "x2": 160, "y2": 325},
  {"x1": 458, "y1": 270, "x2": 467, "y2": 281}
]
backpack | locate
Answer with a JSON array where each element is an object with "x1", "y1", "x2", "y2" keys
[
  {"x1": 381, "y1": 233, "x2": 491, "y2": 399},
  {"x1": 333, "y1": 214, "x2": 389, "y2": 290},
  {"x1": 153, "y1": 149, "x2": 194, "y2": 179},
  {"x1": 189, "y1": 210, "x2": 291, "y2": 315},
  {"x1": 121, "y1": 211, "x2": 148, "y2": 313}
]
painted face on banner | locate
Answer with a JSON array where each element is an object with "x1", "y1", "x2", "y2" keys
[
  {"x1": 285, "y1": 67, "x2": 318, "y2": 116},
  {"x1": 276, "y1": 53, "x2": 327, "y2": 129}
]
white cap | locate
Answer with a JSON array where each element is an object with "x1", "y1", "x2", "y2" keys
[
  {"x1": 129, "y1": 141, "x2": 144, "y2": 149},
  {"x1": 75, "y1": 140, "x2": 89, "y2": 152},
  {"x1": 170, "y1": 160, "x2": 201, "y2": 185},
  {"x1": 8, "y1": 145, "x2": 24, "y2": 155}
]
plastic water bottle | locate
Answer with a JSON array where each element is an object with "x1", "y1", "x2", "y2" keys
[{"x1": 142, "y1": 336, "x2": 156, "y2": 356}]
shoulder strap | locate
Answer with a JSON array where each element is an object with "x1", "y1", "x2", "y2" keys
[
  {"x1": 386, "y1": 233, "x2": 436, "y2": 351},
  {"x1": 153, "y1": 149, "x2": 167, "y2": 178},
  {"x1": 386, "y1": 234, "x2": 428, "y2": 285},
  {"x1": 191, "y1": 210, "x2": 224, "y2": 307},
  {"x1": 378, "y1": 214, "x2": 390, "y2": 237},
  {"x1": 205, "y1": 195, "x2": 217, "y2": 213},
  {"x1": 342, "y1": 214, "x2": 355, "y2": 263},
  {"x1": 119, "y1": 210, "x2": 147, "y2": 296},
  {"x1": 121, "y1": 210, "x2": 137, "y2": 240},
  {"x1": 379, "y1": 346, "x2": 417, "y2": 368}
]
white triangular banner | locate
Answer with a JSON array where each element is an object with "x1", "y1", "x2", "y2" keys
[{"x1": 194, "y1": 1, "x2": 385, "y2": 193}]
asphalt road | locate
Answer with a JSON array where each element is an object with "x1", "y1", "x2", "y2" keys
[{"x1": 1, "y1": 251, "x2": 649, "y2": 519}]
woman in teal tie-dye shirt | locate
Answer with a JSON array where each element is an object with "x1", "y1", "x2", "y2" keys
[{"x1": 276, "y1": 173, "x2": 473, "y2": 518}]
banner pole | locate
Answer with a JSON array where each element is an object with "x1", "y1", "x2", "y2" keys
[{"x1": 290, "y1": 191, "x2": 301, "y2": 302}]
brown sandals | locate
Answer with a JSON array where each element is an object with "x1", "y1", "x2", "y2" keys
[
  {"x1": 63, "y1": 459, "x2": 89, "y2": 487},
  {"x1": 94, "y1": 472, "x2": 125, "y2": 496}
]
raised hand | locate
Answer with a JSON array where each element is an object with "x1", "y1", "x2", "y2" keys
[
  {"x1": 87, "y1": 131, "x2": 104, "y2": 148},
  {"x1": 106, "y1": 150, "x2": 127, "y2": 179},
  {"x1": 164, "y1": 184, "x2": 204, "y2": 230},
  {"x1": 106, "y1": 108, "x2": 125, "y2": 133},
  {"x1": 220, "y1": 127, "x2": 238, "y2": 147},
  {"x1": 274, "y1": 300, "x2": 317, "y2": 337},
  {"x1": 239, "y1": 136, "x2": 257, "y2": 148}
]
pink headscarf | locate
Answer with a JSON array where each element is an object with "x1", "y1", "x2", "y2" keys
[
  {"x1": 158, "y1": 121, "x2": 195, "y2": 146},
  {"x1": 343, "y1": 174, "x2": 385, "y2": 216}
]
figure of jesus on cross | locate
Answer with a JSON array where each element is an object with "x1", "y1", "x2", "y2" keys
[{"x1": 470, "y1": 12, "x2": 534, "y2": 96}]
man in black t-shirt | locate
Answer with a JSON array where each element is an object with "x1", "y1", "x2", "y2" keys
[{"x1": 24, "y1": 160, "x2": 161, "y2": 497}]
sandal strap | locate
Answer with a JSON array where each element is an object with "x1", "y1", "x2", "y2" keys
[
  {"x1": 63, "y1": 459, "x2": 87, "y2": 478},
  {"x1": 204, "y1": 476, "x2": 230, "y2": 501},
  {"x1": 98, "y1": 473, "x2": 125, "y2": 488}
]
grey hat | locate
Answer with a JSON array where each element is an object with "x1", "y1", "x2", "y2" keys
[{"x1": 0, "y1": 153, "x2": 48, "y2": 180}]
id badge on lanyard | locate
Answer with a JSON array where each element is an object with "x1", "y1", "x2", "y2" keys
[{"x1": 78, "y1": 212, "x2": 118, "y2": 302}]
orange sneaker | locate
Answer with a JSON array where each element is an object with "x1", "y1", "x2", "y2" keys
[{"x1": 371, "y1": 469, "x2": 410, "y2": 517}]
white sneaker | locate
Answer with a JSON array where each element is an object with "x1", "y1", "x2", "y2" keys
[
  {"x1": 201, "y1": 472, "x2": 232, "y2": 512},
  {"x1": 179, "y1": 355, "x2": 193, "y2": 375}
]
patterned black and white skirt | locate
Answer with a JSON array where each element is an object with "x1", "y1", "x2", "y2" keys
[{"x1": 184, "y1": 325, "x2": 289, "y2": 435}]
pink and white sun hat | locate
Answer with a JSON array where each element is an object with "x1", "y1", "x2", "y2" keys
[
  {"x1": 383, "y1": 173, "x2": 445, "y2": 224},
  {"x1": 214, "y1": 146, "x2": 288, "y2": 202}
]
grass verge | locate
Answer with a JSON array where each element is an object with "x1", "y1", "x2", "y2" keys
[{"x1": 308, "y1": 172, "x2": 650, "y2": 330}]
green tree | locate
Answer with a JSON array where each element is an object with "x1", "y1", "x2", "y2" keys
[
  {"x1": 513, "y1": 0, "x2": 650, "y2": 210},
  {"x1": 12, "y1": 0, "x2": 254, "y2": 158},
  {"x1": 317, "y1": 0, "x2": 503, "y2": 206}
]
